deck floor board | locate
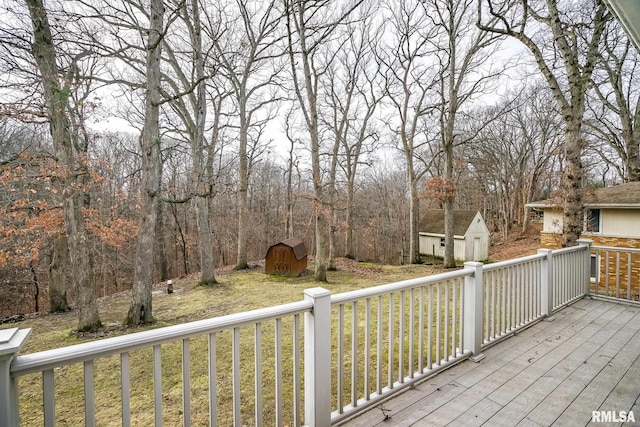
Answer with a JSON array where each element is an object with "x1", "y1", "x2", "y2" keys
[{"x1": 340, "y1": 299, "x2": 640, "y2": 427}]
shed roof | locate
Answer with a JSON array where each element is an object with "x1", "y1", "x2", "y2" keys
[
  {"x1": 269, "y1": 237, "x2": 307, "y2": 260},
  {"x1": 527, "y1": 182, "x2": 640, "y2": 208},
  {"x1": 419, "y1": 209, "x2": 480, "y2": 236}
]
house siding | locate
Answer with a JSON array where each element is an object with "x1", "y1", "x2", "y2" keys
[
  {"x1": 600, "y1": 209, "x2": 640, "y2": 237},
  {"x1": 419, "y1": 235, "x2": 465, "y2": 260},
  {"x1": 542, "y1": 209, "x2": 563, "y2": 233},
  {"x1": 419, "y1": 234, "x2": 488, "y2": 262}
]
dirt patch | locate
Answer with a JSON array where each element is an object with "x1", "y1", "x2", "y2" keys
[{"x1": 490, "y1": 222, "x2": 542, "y2": 261}]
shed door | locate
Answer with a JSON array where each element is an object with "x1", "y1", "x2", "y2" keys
[
  {"x1": 273, "y1": 247, "x2": 291, "y2": 274},
  {"x1": 473, "y1": 237, "x2": 481, "y2": 261}
]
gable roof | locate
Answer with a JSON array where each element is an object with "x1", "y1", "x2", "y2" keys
[
  {"x1": 268, "y1": 237, "x2": 307, "y2": 260},
  {"x1": 527, "y1": 182, "x2": 640, "y2": 209},
  {"x1": 419, "y1": 209, "x2": 480, "y2": 236}
]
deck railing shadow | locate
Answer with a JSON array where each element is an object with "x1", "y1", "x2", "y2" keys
[{"x1": 2, "y1": 239, "x2": 637, "y2": 427}]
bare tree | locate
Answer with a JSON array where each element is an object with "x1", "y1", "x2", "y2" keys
[
  {"x1": 159, "y1": 0, "x2": 226, "y2": 286},
  {"x1": 427, "y1": 0, "x2": 503, "y2": 267},
  {"x1": 321, "y1": 13, "x2": 381, "y2": 264},
  {"x1": 283, "y1": 106, "x2": 302, "y2": 239},
  {"x1": 468, "y1": 85, "x2": 563, "y2": 238},
  {"x1": 25, "y1": 0, "x2": 101, "y2": 331},
  {"x1": 587, "y1": 19, "x2": 640, "y2": 182},
  {"x1": 126, "y1": 0, "x2": 164, "y2": 325},
  {"x1": 377, "y1": 0, "x2": 440, "y2": 264},
  {"x1": 212, "y1": 0, "x2": 284, "y2": 270},
  {"x1": 284, "y1": 0, "x2": 364, "y2": 281},
  {"x1": 478, "y1": 0, "x2": 610, "y2": 247}
]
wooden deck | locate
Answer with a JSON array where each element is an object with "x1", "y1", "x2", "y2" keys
[{"x1": 342, "y1": 298, "x2": 640, "y2": 427}]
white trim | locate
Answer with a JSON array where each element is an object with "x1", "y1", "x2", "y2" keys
[
  {"x1": 585, "y1": 203, "x2": 640, "y2": 208},
  {"x1": 605, "y1": 0, "x2": 640, "y2": 53},
  {"x1": 418, "y1": 232, "x2": 465, "y2": 239},
  {"x1": 526, "y1": 203, "x2": 640, "y2": 209},
  {"x1": 590, "y1": 253, "x2": 599, "y2": 283}
]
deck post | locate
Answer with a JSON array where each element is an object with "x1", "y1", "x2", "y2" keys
[
  {"x1": 538, "y1": 249, "x2": 554, "y2": 319},
  {"x1": 463, "y1": 262, "x2": 485, "y2": 362},
  {"x1": 0, "y1": 328, "x2": 31, "y2": 427},
  {"x1": 577, "y1": 239, "x2": 593, "y2": 296},
  {"x1": 303, "y1": 287, "x2": 332, "y2": 427}
]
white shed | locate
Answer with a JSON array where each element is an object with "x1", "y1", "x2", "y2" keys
[{"x1": 419, "y1": 209, "x2": 490, "y2": 262}]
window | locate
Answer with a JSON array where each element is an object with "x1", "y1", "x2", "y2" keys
[
  {"x1": 590, "y1": 254, "x2": 599, "y2": 282},
  {"x1": 585, "y1": 209, "x2": 601, "y2": 233},
  {"x1": 440, "y1": 237, "x2": 445, "y2": 248}
]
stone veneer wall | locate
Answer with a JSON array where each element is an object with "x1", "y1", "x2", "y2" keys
[
  {"x1": 539, "y1": 232, "x2": 640, "y2": 300},
  {"x1": 589, "y1": 235, "x2": 640, "y2": 300},
  {"x1": 540, "y1": 232, "x2": 562, "y2": 249}
]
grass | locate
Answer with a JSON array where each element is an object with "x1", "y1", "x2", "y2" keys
[{"x1": 4, "y1": 260, "x2": 450, "y2": 426}]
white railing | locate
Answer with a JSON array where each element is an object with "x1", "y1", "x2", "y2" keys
[
  {"x1": 551, "y1": 243, "x2": 591, "y2": 310},
  {"x1": 1, "y1": 299, "x2": 318, "y2": 427},
  {"x1": 328, "y1": 267, "x2": 474, "y2": 424},
  {"x1": 0, "y1": 242, "x2": 599, "y2": 427},
  {"x1": 482, "y1": 253, "x2": 545, "y2": 347},
  {"x1": 591, "y1": 245, "x2": 640, "y2": 302}
]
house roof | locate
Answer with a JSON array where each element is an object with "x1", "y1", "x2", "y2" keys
[
  {"x1": 527, "y1": 182, "x2": 640, "y2": 209},
  {"x1": 419, "y1": 209, "x2": 480, "y2": 236},
  {"x1": 268, "y1": 237, "x2": 307, "y2": 260},
  {"x1": 605, "y1": 0, "x2": 640, "y2": 53}
]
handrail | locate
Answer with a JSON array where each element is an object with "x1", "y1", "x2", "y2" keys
[
  {"x1": 330, "y1": 268, "x2": 471, "y2": 305},
  {"x1": 551, "y1": 244, "x2": 589, "y2": 255},
  {"x1": 12, "y1": 300, "x2": 312, "y2": 376},
  {"x1": 483, "y1": 253, "x2": 545, "y2": 272},
  {"x1": 592, "y1": 245, "x2": 640, "y2": 253}
]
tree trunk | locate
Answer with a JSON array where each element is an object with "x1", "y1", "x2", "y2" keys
[
  {"x1": 562, "y1": 121, "x2": 584, "y2": 247},
  {"x1": 155, "y1": 199, "x2": 169, "y2": 281},
  {"x1": 443, "y1": 198, "x2": 456, "y2": 268},
  {"x1": 443, "y1": 131, "x2": 456, "y2": 268},
  {"x1": 26, "y1": 0, "x2": 100, "y2": 331},
  {"x1": 328, "y1": 146, "x2": 340, "y2": 271},
  {"x1": 310, "y1": 94, "x2": 327, "y2": 280},
  {"x1": 126, "y1": 0, "x2": 164, "y2": 326},
  {"x1": 236, "y1": 112, "x2": 249, "y2": 270},
  {"x1": 626, "y1": 120, "x2": 640, "y2": 181},
  {"x1": 30, "y1": 262, "x2": 40, "y2": 313},
  {"x1": 344, "y1": 183, "x2": 355, "y2": 259},
  {"x1": 196, "y1": 196, "x2": 217, "y2": 285},
  {"x1": 286, "y1": 140, "x2": 295, "y2": 239},
  {"x1": 408, "y1": 176, "x2": 421, "y2": 264},
  {"x1": 65, "y1": 190, "x2": 101, "y2": 330},
  {"x1": 328, "y1": 210, "x2": 337, "y2": 271},
  {"x1": 47, "y1": 236, "x2": 70, "y2": 313},
  {"x1": 314, "y1": 208, "x2": 328, "y2": 281}
]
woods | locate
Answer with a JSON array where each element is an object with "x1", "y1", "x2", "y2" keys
[{"x1": 0, "y1": 0, "x2": 637, "y2": 327}]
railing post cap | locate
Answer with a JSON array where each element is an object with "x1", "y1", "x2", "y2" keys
[
  {"x1": 537, "y1": 248, "x2": 553, "y2": 254},
  {"x1": 0, "y1": 328, "x2": 31, "y2": 359},
  {"x1": 303, "y1": 287, "x2": 331, "y2": 299},
  {"x1": 577, "y1": 239, "x2": 593, "y2": 246},
  {"x1": 463, "y1": 261, "x2": 484, "y2": 268}
]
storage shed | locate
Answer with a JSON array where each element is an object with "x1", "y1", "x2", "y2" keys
[
  {"x1": 419, "y1": 210, "x2": 490, "y2": 262},
  {"x1": 265, "y1": 237, "x2": 308, "y2": 276}
]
